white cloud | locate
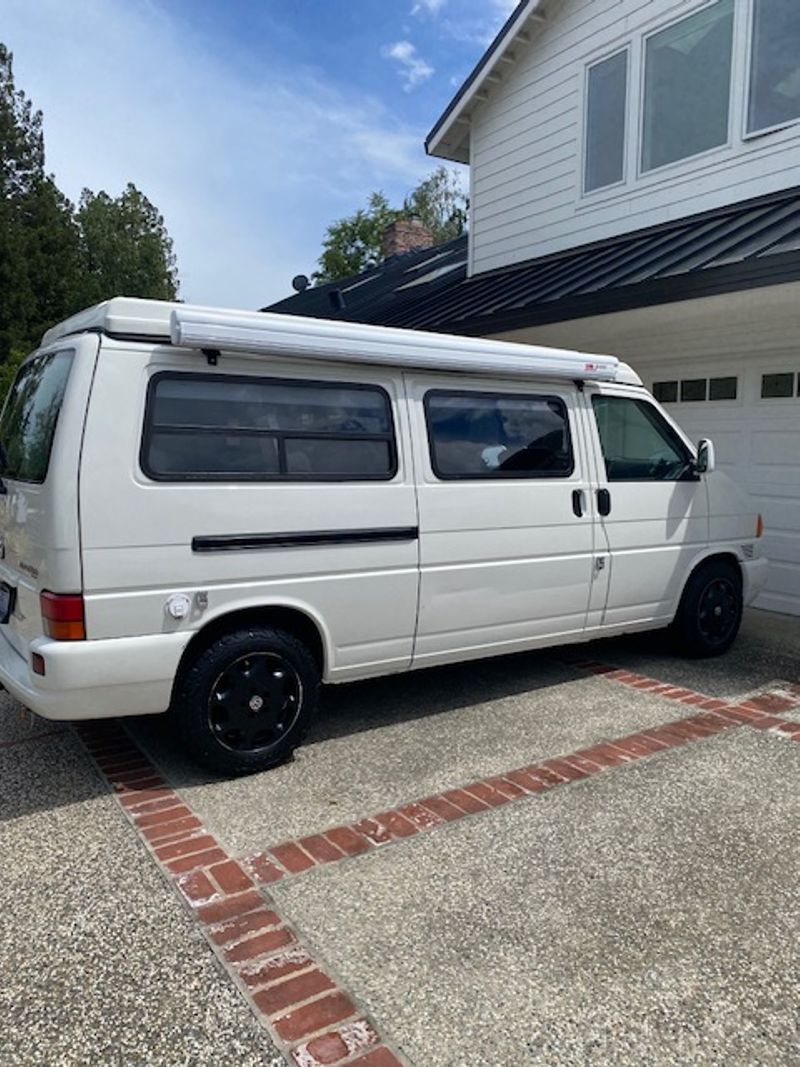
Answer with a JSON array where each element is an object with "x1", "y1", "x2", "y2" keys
[
  {"x1": 3, "y1": 0, "x2": 433, "y2": 308},
  {"x1": 411, "y1": 0, "x2": 447, "y2": 15},
  {"x1": 382, "y1": 40, "x2": 435, "y2": 91}
]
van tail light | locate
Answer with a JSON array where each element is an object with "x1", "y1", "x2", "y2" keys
[
  {"x1": 756, "y1": 514, "x2": 764, "y2": 539},
  {"x1": 40, "y1": 591, "x2": 86, "y2": 640}
]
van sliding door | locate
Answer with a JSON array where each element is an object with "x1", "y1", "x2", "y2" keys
[{"x1": 407, "y1": 375, "x2": 599, "y2": 667}]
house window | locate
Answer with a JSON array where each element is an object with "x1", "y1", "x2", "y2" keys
[
  {"x1": 748, "y1": 0, "x2": 800, "y2": 134},
  {"x1": 641, "y1": 0, "x2": 734, "y2": 173},
  {"x1": 680, "y1": 379, "x2": 708, "y2": 402},
  {"x1": 142, "y1": 372, "x2": 397, "y2": 481},
  {"x1": 653, "y1": 381, "x2": 678, "y2": 404},
  {"x1": 709, "y1": 376, "x2": 737, "y2": 400},
  {"x1": 584, "y1": 49, "x2": 628, "y2": 192},
  {"x1": 761, "y1": 372, "x2": 795, "y2": 399}
]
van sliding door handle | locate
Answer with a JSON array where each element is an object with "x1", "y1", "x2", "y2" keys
[
  {"x1": 571, "y1": 489, "x2": 584, "y2": 518},
  {"x1": 597, "y1": 488, "x2": 612, "y2": 516}
]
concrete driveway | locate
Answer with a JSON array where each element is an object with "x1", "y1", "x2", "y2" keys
[{"x1": 1, "y1": 608, "x2": 799, "y2": 1066}]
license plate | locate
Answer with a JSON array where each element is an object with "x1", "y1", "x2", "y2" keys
[{"x1": 0, "y1": 582, "x2": 16, "y2": 625}]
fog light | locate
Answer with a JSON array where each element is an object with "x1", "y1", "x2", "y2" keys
[{"x1": 32, "y1": 652, "x2": 46, "y2": 676}]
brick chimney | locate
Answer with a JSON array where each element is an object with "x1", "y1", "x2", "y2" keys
[{"x1": 381, "y1": 216, "x2": 434, "y2": 260}]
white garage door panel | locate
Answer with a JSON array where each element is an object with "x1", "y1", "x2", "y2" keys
[{"x1": 644, "y1": 358, "x2": 800, "y2": 616}]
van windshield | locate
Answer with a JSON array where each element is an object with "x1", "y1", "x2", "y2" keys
[{"x1": 0, "y1": 349, "x2": 74, "y2": 483}]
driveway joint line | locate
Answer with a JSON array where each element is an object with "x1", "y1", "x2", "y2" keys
[{"x1": 72, "y1": 719, "x2": 408, "y2": 1067}]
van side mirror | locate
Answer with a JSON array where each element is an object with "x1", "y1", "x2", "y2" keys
[{"x1": 695, "y1": 438, "x2": 715, "y2": 475}]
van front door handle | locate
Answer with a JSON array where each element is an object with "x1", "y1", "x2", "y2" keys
[
  {"x1": 597, "y1": 488, "x2": 612, "y2": 516},
  {"x1": 571, "y1": 489, "x2": 584, "y2": 518}
]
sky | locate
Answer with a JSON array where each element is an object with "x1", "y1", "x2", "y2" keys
[{"x1": 3, "y1": 0, "x2": 518, "y2": 309}]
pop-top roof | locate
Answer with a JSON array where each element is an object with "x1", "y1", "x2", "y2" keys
[{"x1": 41, "y1": 297, "x2": 640, "y2": 386}]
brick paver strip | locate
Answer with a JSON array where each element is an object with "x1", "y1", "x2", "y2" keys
[
  {"x1": 238, "y1": 666, "x2": 800, "y2": 886},
  {"x1": 72, "y1": 660, "x2": 800, "y2": 1066},
  {"x1": 73, "y1": 720, "x2": 407, "y2": 1067}
]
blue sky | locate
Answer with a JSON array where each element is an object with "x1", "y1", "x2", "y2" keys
[{"x1": 3, "y1": 0, "x2": 517, "y2": 308}]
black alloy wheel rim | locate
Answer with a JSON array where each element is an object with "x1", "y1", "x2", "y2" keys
[
  {"x1": 697, "y1": 577, "x2": 738, "y2": 645},
  {"x1": 208, "y1": 652, "x2": 303, "y2": 753}
]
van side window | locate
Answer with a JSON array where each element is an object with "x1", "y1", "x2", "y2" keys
[
  {"x1": 425, "y1": 391, "x2": 573, "y2": 479},
  {"x1": 591, "y1": 395, "x2": 691, "y2": 481},
  {"x1": 142, "y1": 373, "x2": 396, "y2": 481}
]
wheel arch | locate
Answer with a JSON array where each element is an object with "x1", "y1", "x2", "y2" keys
[
  {"x1": 673, "y1": 549, "x2": 743, "y2": 621},
  {"x1": 170, "y1": 601, "x2": 330, "y2": 707}
]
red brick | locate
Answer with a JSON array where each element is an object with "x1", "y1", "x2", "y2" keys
[
  {"x1": 113, "y1": 774, "x2": 165, "y2": 792},
  {"x1": 587, "y1": 664, "x2": 619, "y2": 675},
  {"x1": 274, "y1": 993, "x2": 357, "y2": 1043},
  {"x1": 98, "y1": 760, "x2": 152, "y2": 777},
  {"x1": 441, "y1": 788, "x2": 490, "y2": 814},
  {"x1": 375, "y1": 810, "x2": 417, "y2": 838},
  {"x1": 176, "y1": 870, "x2": 217, "y2": 905},
  {"x1": 745, "y1": 694, "x2": 798, "y2": 714},
  {"x1": 299, "y1": 834, "x2": 345, "y2": 864},
  {"x1": 623, "y1": 733, "x2": 668, "y2": 754},
  {"x1": 156, "y1": 834, "x2": 219, "y2": 862},
  {"x1": 502, "y1": 769, "x2": 548, "y2": 794},
  {"x1": 542, "y1": 758, "x2": 589, "y2": 782},
  {"x1": 485, "y1": 776, "x2": 528, "y2": 799},
  {"x1": 293, "y1": 1019, "x2": 380, "y2": 1066},
  {"x1": 134, "y1": 804, "x2": 192, "y2": 828},
  {"x1": 689, "y1": 713, "x2": 730, "y2": 733},
  {"x1": 209, "y1": 860, "x2": 253, "y2": 895},
  {"x1": 397, "y1": 802, "x2": 444, "y2": 830},
  {"x1": 239, "y1": 946, "x2": 314, "y2": 988},
  {"x1": 700, "y1": 698, "x2": 730, "y2": 711},
  {"x1": 774, "y1": 721, "x2": 800, "y2": 737},
  {"x1": 660, "y1": 720, "x2": 709, "y2": 741},
  {"x1": 462, "y1": 781, "x2": 509, "y2": 807},
  {"x1": 644, "y1": 726, "x2": 688, "y2": 747},
  {"x1": 574, "y1": 745, "x2": 629, "y2": 769},
  {"x1": 353, "y1": 818, "x2": 393, "y2": 846},
  {"x1": 254, "y1": 969, "x2": 335, "y2": 1015},
  {"x1": 167, "y1": 848, "x2": 227, "y2": 875},
  {"x1": 142, "y1": 816, "x2": 203, "y2": 843},
  {"x1": 749, "y1": 715, "x2": 791, "y2": 731},
  {"x1": 525, "y1": 765, "x2": 564, "y2": 788},
  {"x1": 418, "y1": 794, "x2": 467, "y2": 821},
  {"x1": 349, "y1": 1049, "x2": 404, "y2": 1067},
  {"x1": 209, "y1": 908, "x2": 281, "y2": 946},
  {"x1": 119, "y1": 788, "x2": 176, "y2": 810},
  {"x1": 607, "y1": 738, "x2": 654, "y2": 759},
  {"x1": 681, "y1": 716, "x2": 723, "y2": 737},
  {"x1": 271, "y1": 842, "x2": 316, "y2": 874},
  {"x1": 245, "y1": 852, "x2": 286, "y2": 885},
  {"x1": 225, "y1": 926, "x2": 294, "y2": 963},
  {"x1": 293, "y1": 1030, "x2": 348, "y2": 1065},
  {"x1": 714, "y1": 706, "x2": 761, "y2": 724},
  {"x1": 325, "y1": 826, "x2": 371, "y2": 856}
]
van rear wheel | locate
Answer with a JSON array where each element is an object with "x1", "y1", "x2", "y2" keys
[
  {"x1": 173, "y1": 626, "x2": 319, "y2": 776},
  {"x1": 672, "y1": 559, "x2": 742, "y2": 659}
]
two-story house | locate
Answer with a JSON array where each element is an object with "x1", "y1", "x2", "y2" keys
[{"x1": 267, "y1": 0, "x2": 800, "y2": 617}]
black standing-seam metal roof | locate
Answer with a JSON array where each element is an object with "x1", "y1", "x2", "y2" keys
[{"x1": 264, "y1": 187, "x2": 800, "y2": 336}]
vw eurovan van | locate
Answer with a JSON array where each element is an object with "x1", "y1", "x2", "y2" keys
[{"x1": 0, "y1": 299, "x2": 767, "y2": 773}]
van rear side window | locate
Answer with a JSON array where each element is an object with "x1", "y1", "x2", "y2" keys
[
  {"x1": 141, "y1": 372, "x2": 397, "y2": 481},
  {"x1": 0, "y1": 349, "x2": 74, "y2": 484}
]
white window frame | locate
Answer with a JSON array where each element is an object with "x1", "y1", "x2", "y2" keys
[
  {"x1": 581, "y1": 46, "x2": 630, "y2": 198},
  {"x1": 742, "y1": 0, "x2": 800, "y2": 141},
  {"x1": 637, "y1": 0, "x2": 736, "y2": 179}
]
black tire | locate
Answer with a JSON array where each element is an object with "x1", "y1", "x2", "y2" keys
[
  {"x1": 671, "y1": 559, "x2": 743, "y2": 658},
  {"x1": 172, "y1": 626, "x2": 319, "y2": 776}
]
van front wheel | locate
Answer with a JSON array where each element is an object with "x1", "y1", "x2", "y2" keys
[
  {"x1": 173, "y1": 627, "x2": 319, "y2": 776},
  {"x1": 672, "y1": 560, "x2": 742, "y2": 658}
]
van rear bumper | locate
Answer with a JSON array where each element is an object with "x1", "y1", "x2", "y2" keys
[{"x1": 0, "y1": 629, "x2": 189, "y2": 721}]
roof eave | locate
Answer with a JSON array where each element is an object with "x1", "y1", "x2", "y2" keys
[{"x1": 425, "y1": 0, "x2": 545, "y2": 163}]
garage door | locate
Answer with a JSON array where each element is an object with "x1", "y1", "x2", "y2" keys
[{"x1": 644, "y1": 357, "x2": 800, "y2": 617}]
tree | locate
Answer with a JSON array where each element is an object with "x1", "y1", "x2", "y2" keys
[
  {"x1": 77, "y1": 183, "x2": 179, "y2": 306},
  {"x1": 314, "y1": 167, "x2": 467, "y2": 284},
  {"x1": 314, "y1": 192, "x2": 400, "y2": 284},
  {"x1": 0, "y1": 41, "x2": 180, "y2": 373}
]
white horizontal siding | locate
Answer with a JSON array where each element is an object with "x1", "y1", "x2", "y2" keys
[{"x1": 469, "y1": 0, "x2": 800, "y2": 276}]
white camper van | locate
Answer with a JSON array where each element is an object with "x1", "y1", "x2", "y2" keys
[{"x1": 0, "y1": 299, "x2": 767, "y2": 773}]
